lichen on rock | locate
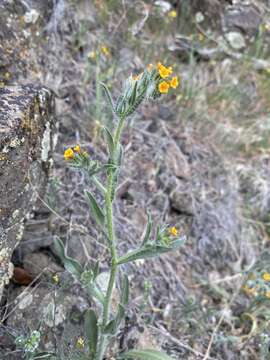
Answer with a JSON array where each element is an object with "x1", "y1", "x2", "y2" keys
[{"x1": 0, "y1": 84, "x2": 56, "y2": 301}]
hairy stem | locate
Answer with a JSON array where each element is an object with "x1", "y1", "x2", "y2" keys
[{"x1": 95, "y1": 117, "x2": 125, "y2": 360}]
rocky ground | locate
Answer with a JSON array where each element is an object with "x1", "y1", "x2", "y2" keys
[{"x1": 1, "y1": 0, "x2": 270, "y2": 359}]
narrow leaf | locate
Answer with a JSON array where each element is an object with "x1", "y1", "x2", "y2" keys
[
  {"x1": 121, "y1": 275, "x2": 129, "y2": 305},
  {"x1": 103, "y1": 318, "x2": 117, "y2": 335},
  {"x1": 118, "y1": 349, "x2": 174, "y2": 360},
  {"x1": 117, "y1": 236, "x2": 186, "y2": 265},
  {"x1": 53, "y1": 236, "x2": 65, "y2": 261},
  {"x1": 100, "y1": 82, "x2": 115, "y2": 113},
  {"x1": 141, "y1": 212, "x2": 152, "y2": 247},
  {"x1": 53, "y1": 237, "x2": 83, "y2": 278},
  {"x1": 85, "y1": 190, "x2": 105, "y2": 227},
  {"x1": 85, "y1": 309, "x2": 98, "y2": 358},
  {"x1": 103, "y1": 126, "x2": 114, "y2": 156}
]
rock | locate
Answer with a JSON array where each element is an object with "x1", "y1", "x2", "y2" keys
[
  {"x1": 170, "y1": 189, "x2": 194, "y2": 215},
  {"x1": 222, "y1": 4, "x2": 262, "y2": 36},
  {"x1": 0, "y1": 84, "x2": 56, "y2": 300},
  {"x1": 6, "y1": 286, "x2": 88, "y2": 353},
  {"x1": 225, "y1": 31, "x2": 246, "y2": 50},
  {"x1": 165, "y1": 142, "x2": 190, "y2": 179}
]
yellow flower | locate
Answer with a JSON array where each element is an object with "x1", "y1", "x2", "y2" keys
[
  {"x1": 101, "y1": 45, "x2": 110, "y2": 57},
  {"x1": 263, "y1": 272, "x2": 270, "y2": 281},
  {"x1": 169, "y1": 226, "x2": 178, "y2": 236},
  {"x1": 73, "y1": 145, "x2": 81, "y2": 153},
  {"x1": 157, "y1": 62, "x2": 173, "y2": 79},
  {"x1": 168, "y1": 10, "x2": 177, "y2": 18},
  {"x1": 64, "y1": 147, "x2": 75, "y2": 160},
  {"x1": 158, "y1": 81, "x2": 170, "y2": 94},
  {"x1": 147, "y1": 63, "x2": 153, "y2": 71},
  {"x1": 76, "y1": 337, "x2": 85, "y2": 348},
  {"x1": 52, "y1": 274, "x2": 59, "y2": 284},
  {"x1": 266, "y1": 291, "x2": 270, "y2": 299},
  {"x1": 170, "y1": 76, "x2": 179, "y2": 89},
  {"x1": 88, "y1": 51, "x2": 96, "y2": 59}
]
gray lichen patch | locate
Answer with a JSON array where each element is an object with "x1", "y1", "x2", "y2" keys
[
  {"x1": 0, "y1": 227, "x2": 13, "y2": 300},
  {"x1": 0, "y1": 85, "x2": 56, "y2": 301}
]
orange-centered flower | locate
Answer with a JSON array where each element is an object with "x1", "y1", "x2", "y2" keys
[
  {"x1": 157, "y1": 62, "x2": 173, "y2": 79},
  {"x1": 64, "y1": 148, "x2": 75, "y2": 160},
  {"x1": 158, "y1": 81, "x2": 170, "y2": 94},
  {"x1": 169, "y1": 226, "x2": 178, "y2": 236},
  {"x1": 73, "y1": 145, "x2": 81, "y2": 153},
  {"x1": 170, "y1": 76, "x2": 179, "y2": 89}
]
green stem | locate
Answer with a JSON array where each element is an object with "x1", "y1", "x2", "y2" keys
[{"x1": 95, "y1": 116, "x2": 126, "y2": 360}]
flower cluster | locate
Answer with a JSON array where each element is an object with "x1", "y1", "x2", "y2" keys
[
  {"x1": 243, "y1": 270, "x2": 270, "y2": 299},
  {"x1": 64, "y1": 145, "x2": 81, "y2": 160},
  {"x1": 157, "y1": 62, "x2": 179, "y2": 94}
]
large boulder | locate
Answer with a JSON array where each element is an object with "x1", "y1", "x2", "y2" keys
[{"x1": 0, "y1": 84, "x2": 56, "y2": 300}]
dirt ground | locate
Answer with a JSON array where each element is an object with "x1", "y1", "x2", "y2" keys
[{"x1": 1, "y1": 1, "x2": 270, "y2": 359}]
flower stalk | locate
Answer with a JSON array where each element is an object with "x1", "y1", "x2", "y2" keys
[{"x1": 57, "y1": 62, "x2": 185, "y2": 360}]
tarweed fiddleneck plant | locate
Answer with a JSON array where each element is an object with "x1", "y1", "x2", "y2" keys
[{"x1": 56, "y1": 62, "x2": 185, "y2": 360}]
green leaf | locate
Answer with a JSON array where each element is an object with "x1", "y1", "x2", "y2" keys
[
  {"x1": 84, "y1": 309, "x2": 98, "y2": 358},
  {"x1": 117, "y1": 236, "x2": 186, "y2": 265},
  {"x1": 121, "y1": 274, "x2": 129, "y2": 305},
  {"x1": 85, "y1": 283, "x2": 105, "y2": 305},
  {"x1": 128, "y1": 80, "x2": 138, "y2": 106},
  {"x1": 103, "y1": 126, "x2": 114, "y2": 156},
  {"x1": 103, "y1": 304, "x2": 125, "y2": 335},
  {"x1": 115, "y1": 144, "x2": 124, "y2": 167},
  {"x1": 141, "y1": 212, "x2": 152, "y2": 247},
  {"x1": 53, "y1": 236, "x2": 65, "y2": 260},
  {"x1": 93, "y1": 261, "x2": 100, "y2": 279},
  {"x1": 85, "y1": 190, "x2": 105, "y2": 227},
  {"x1": 103, "y1": 275, "x2": 129, "y2": 335},
  {"x1": 64, "y1": 257, "x2": 83, "y2": 278},
  {"x1": 100, "y1": 82, "x2": 116, "y2": 114},
  {"x1": 53, "y1": 237, "x2": 83, "y2": 278},
  {"x1": 103, "y1": 318, "x2": 117, "y2": 335},
  {"x1": 118, "y1": 349, "x2": 174, "y2": 360}
]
